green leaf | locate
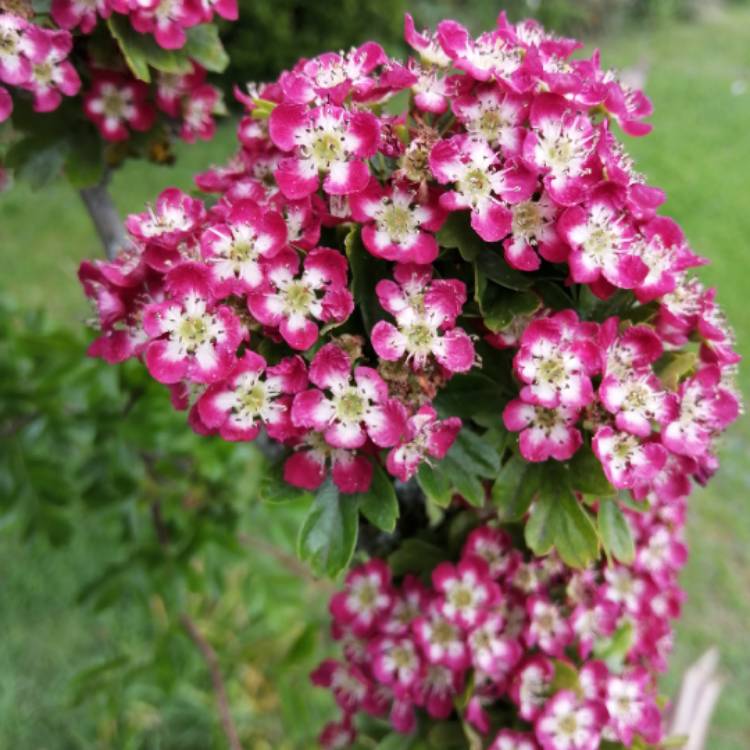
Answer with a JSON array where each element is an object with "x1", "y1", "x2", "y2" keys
[
  {"x1": 567, "y1": 444, "x2": 616, "y2": 496},
  {"x1": 258, "y1": 462, "x2": 312, "y2": 504},
  {"x1": 354, "y1": 462, "x2": 399, "y2": 533},
  {"x1": 491, "y1": 454, "x2": 540, "y2": 521},
  {"x1": 525, "y1": 466, "x2": 600, "y2": 567},
  {"x1": 345, "y1": 226, "x2": 389, "y2": 334},
  {"x1": 434, "y1": 372, "x2": 508, "y2": 419},
  {"x1": 108, "y1": 16, "x2": 193, "y2": 82},
  {"x1": 475, "y1": 249, "x2": 534, "y2": 290},
  {"x1": 427, "y1": 722, "x2": 467, "y2": 748},
  {"x1": 598, "y1": 499, "x2": 635, "y2": 564},
  {"x1": 436, "y1": 212, "x2": 485, "y2": 261},
  {"x1": 442, "y1": 454, "x2": 485, "y2": 507},
  {"x1": 478, "y1": 282, "x2": 540, "y2": 333},
  {"x1": 594, "y1": 620, "x2": 634, "y2": 670},
  {"x1": 449, "y1": 427, "x2": 501, "y2": 477},
  {"x1": 297, "y1": 478, "x2": 359, "y2": 577},
  {"x1": 655, "y1": 350, "x2": 697, "y2": 391},
  {"x1": 6, "y1": 136, "x2": 68, "y2": 190},
  {"x1": 389, "y1": 538, "x2": 447, "y2": 577},
  {"x1": 183, "y1": 24, "x2": 230, "y2": 73},
  {"x1": 550, "y1": 659, "x2": 581, "y2": 695},
  {"x1": 375, "y1": 732, "x2": 418, "y2": 750},
  {"x1": 416, "y1": 462, "x2": 453, "y2": 508}
]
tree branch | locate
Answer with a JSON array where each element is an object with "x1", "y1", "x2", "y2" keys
[
  {"x1": 180, "y1": 614, "x2": 245, "y2": 750},
  {"x1": 79, "y1": 171, "x2": 130, "y2": 261}
]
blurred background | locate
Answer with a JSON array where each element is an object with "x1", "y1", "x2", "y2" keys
[{"x1": 1, "y1": 1, "x2": 749, "y2": 748}]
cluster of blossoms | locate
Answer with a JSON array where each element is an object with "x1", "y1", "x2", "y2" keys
[
  {"x1": 314, "y1": 489, "x2": 687, "y2": 748},
  {"x1": 78, "y1": 12, "x2": 741, "y2": 747},
  {"x1": 0, "y1": 5, "x2": 226, "y2": 147}
]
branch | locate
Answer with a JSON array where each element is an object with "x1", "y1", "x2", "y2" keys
[
  {"x1": 79, "y1": 171, "x2": 130, "y2": 261},
  {"x1": 180, "y1": 614, "x2": 245, "y2": 750}
]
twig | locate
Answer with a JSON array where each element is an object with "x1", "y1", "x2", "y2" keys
[
  {"x1": 180, "y1": 613, "x2": 244, "y2": 750},
  {"x1": 79, "y1": 171, "x2": 130, "y2": 261}
]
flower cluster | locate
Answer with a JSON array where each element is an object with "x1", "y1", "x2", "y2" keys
[
  {"x1": 314, "y1": 490, "x2": 687, "y2": 748},
  {"x1": 78, "y1": 13, "x2": 741, "y2": 745},
  {"x1": 0, "y1": 5, "x2": 226, "y2": 153}
]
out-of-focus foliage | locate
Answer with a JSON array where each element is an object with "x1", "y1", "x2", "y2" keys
[
  {"x1": 223, "y1": 0, "x2": 701, "y2": 86},
  {"x1": 0, "y1": 297, "x2": 333, "y2": 747}
]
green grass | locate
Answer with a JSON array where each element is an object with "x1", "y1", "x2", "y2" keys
[{"x1": 2, "y1": 7, "x2": 750, "y2": 749}]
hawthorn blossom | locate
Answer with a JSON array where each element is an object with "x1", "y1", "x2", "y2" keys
[
  {"x1": 604, "y1": 669, "x2": 662, "y2": 745},
  {"x1": 413, "y1": 602, "x2": 471, "y2": 671},
  {"x1": 432, "y1": 557, "x2": 499, "y2": 629},
  {"x1": 429, "y1": 134, "x2": 536, "y2": 242},
  {"x1": 179, "y1": 83, "x2": 223, "y2": 142},
  {"x1": 318, "y1": 719, "x2": 356, "y2": 750},
  {"x1": 283, "y1": 431, "x2": 373, "y2": 494},
  {"x1": 504, "y1": 192, "x2": 568, "y2": 271},
  {"x1": 490, "y1": 730, "x2": 539, "y2": 750},
  {"x1": 330, "y1": 560, "x2": 393, "y2": 637},
  {"x1": 404, "y1": 13, "x2": 451, "y2": 68},
  {"x1": 83, "y1": 71, "x2": 155, "y2": 141},
  {"x1": 128, "y1": 0, "x2": 203, "y2": 50},
  {"x1": 142, "y1": 264, "x2": 244, "y2": 384},
  {"x1": 349, "y1": 179, "x2": 446, "y2": 264},
  {"x1": 462, "y1": 526, "x2": 515, "y2": 579},
  {"x1": 126, "y1": 188, "x2": 206, "y2": 249},
  {"x1": 525, "y1": 596, "x2": 573, "y2": 657},
  {"x1": 199, "y1": 200, "x2": 286, "y2": 296},
  {"x1": 469, "y1": 614, "x2": 522, "y2": 679},
  {"x1": 371, "y1": 263, "x2": 475, "y2": 373},
  {"x1": 513, "y1": 312, "x2": 599, "y2": 409},
  {"x1": 291, "y1": 342, "x2": 406, "y2": 449},
  {"x1": 536, "y1": 691, "x2": 606, "y2": 750},
  {"x1": 369, "y1": 636, "x2": 422, "y2": 691},
  {"x1": 310, "y1": 659, "x2": 370, "y2": 714},
  {"x1": 51, "y1": 0, "x2": 110, "y2": 33},
  {"x1": 511, "y1": 656, "x2": 555, "y2": 721},
  {"x1": 385, "y1": 405, "x2": 461, "y2": 481},
  {"x1": 503, "y1": 399, "x2": 582, "y2": 462},
  {"x1": 662, "y1": 365, "x2": 740, "y2": 458},
  {"x1": 0, "y1": 15, "x2": 46, "y2": 86},
  {"x1": 269, "y1": 103, "x2": 380, "y2": 198},
  {"x1": 196, "y1": 351, "x2": 306, "y2": 441},
  {"x1": 522, "y1": 93, "x2": 595, "y2": 206},
  {"x1": 21, "y1": 28, "x2": 80, "y2": 112},
  {"x1": 593, "y1": 427, "x2": 667, "y2": 490},
  {"x1": 248, "y1": 248, "x2": 354, "y2": 350},
  {"x1": 558, "y1": 185, "x2": 647, "y2": 290},
  {"x1": 413, "y1": 663, "x2": 463, "y2": 719}
]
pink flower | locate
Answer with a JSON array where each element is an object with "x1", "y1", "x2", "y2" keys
[
  {"x1": 142, "y1": 264, "x2": 244, "y2": 384},
  {"x1": 179, "y1": 83, "x2": 223, "y2": 143},
  {"x1": 126, "y1": 188, "x2": 206, "y2": 249},
  {"x1": 349, "y1": 179, "x2": 446, "y2": 264},
  {"x1": 558, "y1": 184, "x2": 647, "y2": 290},
  {"x1": 662, "y1": 365, "x2": 740, "y2": 458},
  {"x1": 469, "y1": 614, "x2": 522, "y2": 680},
  {"x1": 503, "y1": 399, "x2": 582, "y2": 462},
  {"x1": 51, "y1": 0, "x2": 110, "y2": 33},
  {"x1": 430, "y1": 134, "x2": 536, "y2": 242},
  {"x1": 385, "y1": 405, "x2": 461, "y2": 481},
  {"x1": 318, "y1": 718, "x2": 356, "y2": 750},
  {"x1": 436, "y1": 20, "x2": 527, "y2": 89},
  {"x1": 504, "y1": 192, "x2": 568, "y2": 271},
  {"x1": 535, "y1": 690, "x2": 606, "y2": 750},
  {"x1": 283, "y1": 431, "x2": 374, "y2": 494},
  {"x1": 83, "y1": 71, "x2": 156, "y2": 141},
  {"x1": 490, "y1": 730, "x2": 539, "y2": 750},
  {"x1": 462, "y1": 526, "x2": 515, "y2": 578},
  {"x1": 247, "y1": 247, "x2": 353, "y2": 350},
  {"x1": 598, "y1": 371, "x2": 677, "y2": 437},
  {"x1": 371, "y1": 263, "x2": 475, "y2": 373},
  {"x1": 330, "y1": 560, "x2": 393, "y2": 637},
  {"x1": 21, "y1": 29, "x2": 80, "y2": 113},
  {"x1": 604, "y1": 669, "x2": 662, "y2": 745},
  {"x1": 510, "y1": 656, "x2": 555, "y2": 721},
  {"x1": 412, "y1": 664, "x2": 463, "y2": 720},
  {"x1": 310, "y1": 659, "x2": 370, "y2": 714},
  {"x1": 432, "y1": 557, "x2": 499, "y2": 629},
  {"x1": 513, "y1": 311, "x2": 600, "y2": 409},
  {"x1": 0, "y1": 85, "x2": 11, "y2": 122},
  {"x1": 522, "y1": 93, "x2": 595, "y2": 206},
  {"x1": 0, "y1": 15, "x2": 47, "y2": 86},
  {"x1": 525, "y1": 596, "x2": 573, "y2": 657},
  {"x1": 199, "y1": 200, "x2": 286, "y2": 296},
  {"x1": 412, "y1": 601, "x2": 470, "y2": 671},
  {"x1": 404, "y1": 14, "x2": 451, "y2": 68},
  {"x1": 571, "y1": 601, "x2": 618, "y2": 659},
  {"x1": 452, "y1": 86, "x2": 528, "y2": 157},
  {"x1": 129, "y1": 0, "x2": 202, "y2": 50},
  {"x1": 593, "y1": 427, "x2": 667, "y2": 490},
  {"x1": 369, "y1": 636, "x2": 422, "y2": 691},
  {"x1": 196, "y1": 351, "x2": 306, "y2": 441},
  {"x1": 269, "y1": 103, "x2": 379, "y2": 198},
  {"x1": 291, "y1": 342, "x2": 406, "y2": 449}
]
